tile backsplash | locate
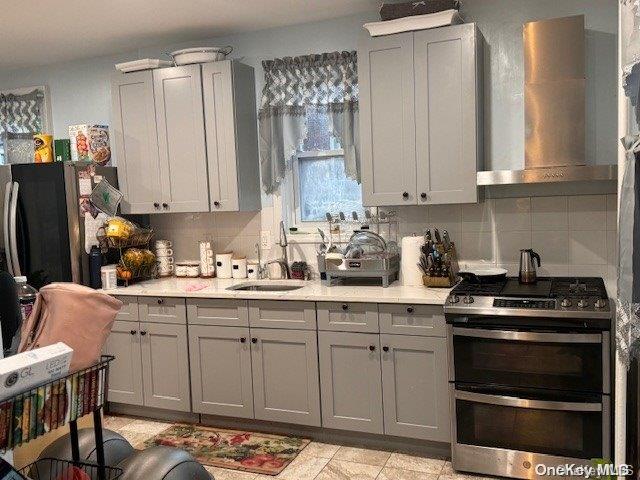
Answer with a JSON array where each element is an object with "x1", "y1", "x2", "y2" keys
[{"x1": 150, "y1": 193, "x2": 618, "y2": 294}]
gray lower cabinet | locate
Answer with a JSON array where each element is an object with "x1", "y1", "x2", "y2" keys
[
  {"x1": 114, "y1": 296, "x2": 139, "y2": 322},
  {"x1": 140, "y1": 322, "x2": 191, "y2": 412},
  {"x1": 318, "y1": 332, "x2": 383, "y2": 434},
  {"x1": 104, "y1": 320, "x2": 144, "y2": 406},
  {"x1": 188, "y1": 325, "x2": 254, "y2": 418},
  {"x1": 380, "y1": 334, "x2": 450, "y2": 442},
  {"x1": 139, "y1": 297, "x2": 186, "y2": 324},
  {"x1": 317, "y1": 302, "x2": 379, "y2": 333},
  {"x1": 187, "y1": 299, "x2": 248, "y2": 327},
  {"x1": 250, "y1": 328, "x2": 321, "y2": 427},
  {"x1": 379, "y1": 304, "x2": 446, "y2": 337}
]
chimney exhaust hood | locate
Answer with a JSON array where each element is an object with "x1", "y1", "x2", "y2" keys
[{"x1": 477, "y1": 15, "x2": 617, "y2": 186}]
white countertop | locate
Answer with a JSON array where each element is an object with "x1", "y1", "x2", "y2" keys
[{"x1": 101, "y1": 277, "x2": 450, "y2": 306}]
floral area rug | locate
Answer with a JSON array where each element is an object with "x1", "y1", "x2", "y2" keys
[{"x1": 135, "y1": 423, "x2": 310, "y2": 475}]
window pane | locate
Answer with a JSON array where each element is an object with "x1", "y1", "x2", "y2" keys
[
  {"x1": 300, "y1": 108, "x2": 341, "y2": 151},
  {"x1": 298, "y1": 156, "x2": 363, "y2": 222}
]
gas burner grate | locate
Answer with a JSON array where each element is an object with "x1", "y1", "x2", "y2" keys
[
  {"x1": 450, "y1": 279, "x2": 507, "y2": 297},
  {"x1": 550, "y1": 277, "x2": 608, "y2": 299}
]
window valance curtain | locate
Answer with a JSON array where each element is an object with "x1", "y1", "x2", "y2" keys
[
  {"x1": 258, "y1": 51, "x2": 359, "y2": 194},
  {"x1": 0, "y1": 89, "x2": 46, "y2": 163}
]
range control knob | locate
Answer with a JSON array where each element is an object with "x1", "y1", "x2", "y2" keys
[
  {"x1": 577, "y1": 299, "x2": 589, "y2": 309},
  {"x1": 449, "y1": 295, "x2": 460, "y2": 304},
  {"x1": 560, "y1": 298, "x2": 572, "y2": 308},
  {"x1": 463, "y1": 295, "x2": 474, "y2": 304},
  {"x1": 594, "y1": 298, "x2": 607, "y2": 309}
]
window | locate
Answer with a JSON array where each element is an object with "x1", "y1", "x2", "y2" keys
[
  {"x1": 284, "y1": 108, "x2": 365, "y2": 227},
  {"x1": 0, "y1": 86, "x2": 51, "y2": 165}
]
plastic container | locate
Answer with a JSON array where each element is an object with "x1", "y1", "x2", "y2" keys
[{"x1": 15, "y1": 276, "x2": 37, "y2": 321}]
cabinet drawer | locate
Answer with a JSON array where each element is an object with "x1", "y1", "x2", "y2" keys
[
  {"x1": 317, "y1": 302, "x2": 379, "y2": 333},
  {"x1": 248, "y1": 301, "x2": 316, "y2": 330},
  {"x1": 139, "y1": 297, "x2": 187, "y2": 324},
  {"x1": 379, "y1": 304, "x2": 445, "y2": 337},
  {"x1": 114, "y1": 296, "x2": 139, "y2": 322},
  {"x1": 187, "y1": 299, "x2": 248, "y2": 327}
]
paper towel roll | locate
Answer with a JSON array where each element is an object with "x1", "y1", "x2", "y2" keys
[{"x1": 400, "y1": 236, "x2": 424, "y2": 286}]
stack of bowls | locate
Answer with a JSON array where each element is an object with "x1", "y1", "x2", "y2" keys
[{"x1": 154, "y1": 240, "x2": 174, "y2": 277}]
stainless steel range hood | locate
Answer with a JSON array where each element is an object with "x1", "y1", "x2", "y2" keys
[{"x1": 478, "y1": 15, "x2": 617, "y2": 186}]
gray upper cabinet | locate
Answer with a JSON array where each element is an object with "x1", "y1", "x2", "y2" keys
[
  {"x1": 112, "y1": 61, "x2": 260, "y2": 215},
  {"x1": 104, "y1": 320, "x2": 144, "y2": 406},
  {"x1": 189, "y1": 325, "x2": 254, "y2": 418},
  {"x1": 251, "y1": 328, "x2": 321, "y2": 427},
  {"x1": 359, "y1": 24, "x2": 482, "y2": 206},
  {"x1": 111, "y1": 72, "x2": 162, "y2": 214},
  {"x1": 318, "y1": 332, "x2": 383, "y2": 434},
  {"x1": 359, "y1": 32, "x2": 416, "y2": 206},
  {"x1": 202, "y1": 61, "x2": 260, "y2": 212},
  {"x1": 153, "y1": 65, "x2": 210, "y2": 213},
  {"x1": 140, "y1": 322, "x2": 191, "y2": 412},
  {"x1": 380, "y1": 334, "x2": 450, "y2": 441},
  {"x1": 414, "y1": 24, "x2": 482, "y2": 204}
]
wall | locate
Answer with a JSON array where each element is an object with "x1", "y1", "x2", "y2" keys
[{"x1": 0, "y1": 1, "x2": 618, "y2": 293}]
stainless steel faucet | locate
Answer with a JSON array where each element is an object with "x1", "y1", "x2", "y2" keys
[{"x1": 278, "y1": 220, "x2": 290, "y2": 279}]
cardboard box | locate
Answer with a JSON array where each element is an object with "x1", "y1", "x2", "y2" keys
[
  {"x1": 0, "y1": 343, "x2": 73, "y2": 400},
  {"x1": 68, "y1": 124, "x2": 111, "y2": 166}
]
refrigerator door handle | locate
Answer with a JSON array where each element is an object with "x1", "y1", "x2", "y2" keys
[
  {"x1": 3, "y1": 182, "x2": 13, "y2": 275},
  {"x1": 9, "y1": 182, "x2": 21, "y2": 276}
]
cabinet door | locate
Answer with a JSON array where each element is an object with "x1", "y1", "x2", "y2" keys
[
  {"x1": 380, "y1": 335, "x2": 450, "y2": 441},
  {"x1": 139, "y1": 297, "x2": 186, "y2": 324},
  {"x1": 379, "y1": 304, "x2": 446, "y2": 337},
  {"x1": 251, "y1": 328, "x2": 320, "y2": 426},
  {"x1": 359, "y1": 31, "x2": 416, "y2": 206},
  {"x1": 317, "y1": 302, "x2": 379, "y2": 333},
  {"x1": 153, "y1": 65, "x2": 210, "y2": 213},
  {"x1": 318, "y1": 332, "x2": 383, "y2": 434},
  {"x1": 189, "y1": 325, "x2": 253, "y2": 418},
  {"x1": 414, "y1": 24, "x2": 480, "y2": 204},
  {"x1": 104, "y1": 320, "x2": 143, "y2": 406},
  {"x1": 111, "y1": 71, "x2": 162, "y2": 214},
  {"x1": 140, "y1": 322, "x2": 191, "y2": 412},
  {"x1": 202, "y1": 61, "x2": 239, "y2": 212}
]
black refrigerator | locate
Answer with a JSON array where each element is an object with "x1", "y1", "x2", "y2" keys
[{"x1": 0, "y1": 162, "x2": 118, "y2": 289}]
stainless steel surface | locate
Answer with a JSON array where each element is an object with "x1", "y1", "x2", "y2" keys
[
  {"x1": 478, "y1": 15, "x2": 616, "y2": 186},
  {"x1": 227, "y1": 283, "x2": 304, "y2": 292},
  {"x1": 477, "y1": 164, "x2": 618, "y2": 185},
  {"x1": 64, "y1": 163, "x2": 81, "y2": 284},
  {"x1": 9, "y1": 182, "x2": 20, "y2": 276},
  {"x1": 451, "y1": 327, "x2": 602, "y2": 344},
  {"x1": 454, "y1": 389, "x2": 602, "y2": 411},
  {"x1": 444, "y1": 295, "x2": 612, "y2": 319},
  {"x1": 0, "y1": 166, "x2": 11, "y2": 253},
  {"x1": 518, "y1": 249, "x2": 540, "y2": 284},
  {"x1": 3, "y1": 181, "x2": 13, "y2": 275},
  {"x1": 278, "y1": 220, "x2": 290, "y2": 279}
]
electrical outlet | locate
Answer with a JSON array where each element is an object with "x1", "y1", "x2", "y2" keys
[{"x1": 260, "y1": 230, "x2": 271, "y2": 249}]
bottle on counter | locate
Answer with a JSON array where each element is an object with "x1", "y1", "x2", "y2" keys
[{"x1": 15, "y1": 276, "x2": 37, "y2": 321}]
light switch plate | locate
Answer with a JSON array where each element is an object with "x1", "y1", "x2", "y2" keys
[{"x1": 260, "y1": 230, "x2": 271, "y2": 249}]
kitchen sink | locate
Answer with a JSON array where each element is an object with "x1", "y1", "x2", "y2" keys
[{"x1": 227, "y1": 283, "x2": 304, "y2": 292}]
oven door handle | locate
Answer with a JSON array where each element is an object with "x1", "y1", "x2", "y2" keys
[
  {"x1": 451, "y1": 327, "x2": 601, "y2": 344},
  {"x1": 454, "y1": 389, "x2": 602, "y2": 412}
]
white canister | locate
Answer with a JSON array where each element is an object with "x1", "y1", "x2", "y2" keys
[
  {"x1": 215, "y1": 252, "x2": 233, "y2": 279},
  {"x1": 247, "y1": 261, "x2": 260, "y2": 279},
  {"x1": 101, "y1": 265, "x2": 117, "y2": 289},
  {"x1": 232, "y1": 257, "x2": 248, "y2": 279}
]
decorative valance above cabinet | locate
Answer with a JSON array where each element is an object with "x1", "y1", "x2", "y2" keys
[
  {"x1": 358, "y1": 23, "x2": 483, "y2": 206},
  {"x1": 111, "y1": 60, "x2": 261, "y2": 214}
]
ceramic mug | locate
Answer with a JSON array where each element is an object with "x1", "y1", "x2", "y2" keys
[
  {"x1": 157, "y1": 256, "x2": 174, "y2": 267},
  {"x1": 155, "y1": 239, "x2": 172, "y2": 249},
  {"x1": 155, "y1": 247, "x2": 174, "y2": 257}
]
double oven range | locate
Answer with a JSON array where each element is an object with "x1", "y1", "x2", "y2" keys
[{"x1": 444, "y1": 277, "x2": 612, "y2": 479}]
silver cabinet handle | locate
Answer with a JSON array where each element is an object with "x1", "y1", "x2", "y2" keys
[
  {"x1": 3, "y1": 182, "x2": 13, "y2": 275},
  {"x1": 9, "y1": 182, "x2": 20, "y2": 276},
  {"x1": 452, "y1": 327, "x2": 601, "y2": 344},
  {"x1": 454, "y1": 389, "x2": 602, "y2": 412}
]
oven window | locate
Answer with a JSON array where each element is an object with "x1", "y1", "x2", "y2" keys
[
  {"x1": 453, "y1": 336, "x2": 603, "y2": 392},
  {"x1": 456, "y1": 399, "x2": 602, "y2": 459}
]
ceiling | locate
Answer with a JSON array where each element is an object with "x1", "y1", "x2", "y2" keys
[{"x1": 0, "y1": 0, "x2": 376, "y2": 70}]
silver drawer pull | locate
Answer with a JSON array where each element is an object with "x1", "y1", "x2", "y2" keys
[
  {"x1": 454, "y1": 390, "x2": 602, "y2": 412},
  {"x1": 452, "y1": 327, "x2": 601, "y2": 344}
]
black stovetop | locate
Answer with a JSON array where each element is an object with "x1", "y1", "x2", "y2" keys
[{"x1": 450, "y1": 277, "x2": 608, "y2": 300}]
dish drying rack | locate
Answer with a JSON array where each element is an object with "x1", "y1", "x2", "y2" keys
[
  {"x1": 322, "y1": 209, "x2": 399, "y2": 247},
  {"x1": 1, "y1": 356, "x2": 120, "y2": 480}
]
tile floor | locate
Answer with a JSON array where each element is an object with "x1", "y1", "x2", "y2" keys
[{"x1": 104, "y1": 415, "x2": 492, "y2": 480}]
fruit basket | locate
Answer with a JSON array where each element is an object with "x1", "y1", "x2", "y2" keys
[{"x1": 96, "y1": 226, "x2": 153, "y2": 250}]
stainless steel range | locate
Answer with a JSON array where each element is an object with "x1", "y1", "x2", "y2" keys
[{"x1": 444, "y1": 277, "x2": 612, "y2": 479}]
